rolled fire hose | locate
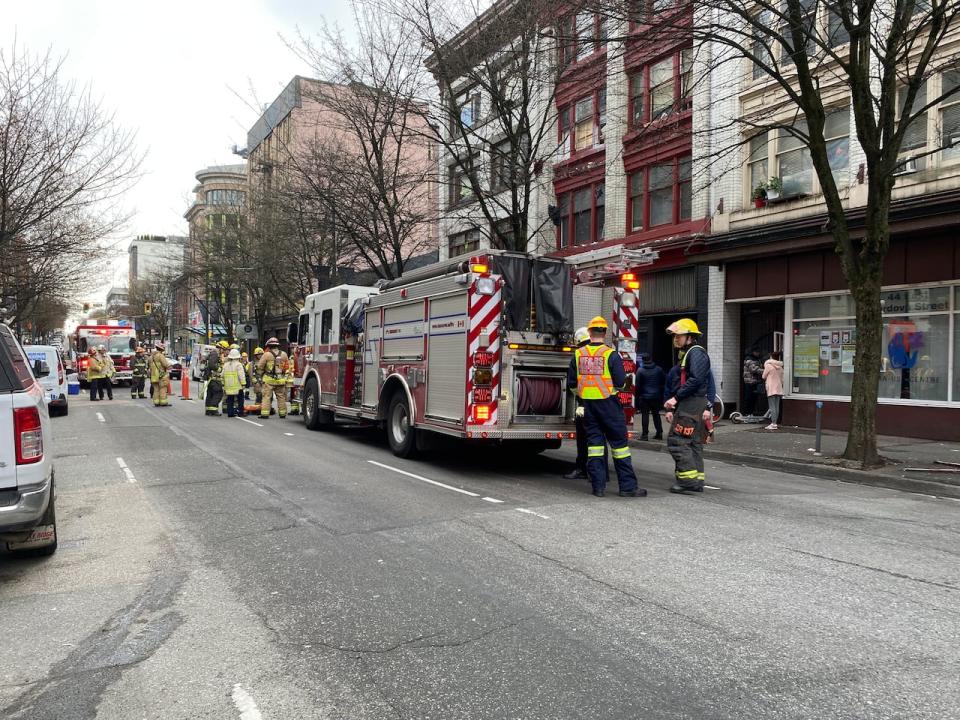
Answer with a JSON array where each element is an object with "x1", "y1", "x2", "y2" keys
[{"x1": 517, "y1": 376, "x2": 562, "y2": 415}]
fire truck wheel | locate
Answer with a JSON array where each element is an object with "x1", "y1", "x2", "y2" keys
[
  {"x1": 386, "y1": 393, "x2": 418, "y2": 458},
  {"x1": 303, "y1": 378, "x2": 333, "y2": 431}
]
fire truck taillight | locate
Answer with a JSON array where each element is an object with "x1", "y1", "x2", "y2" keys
[
  {"x1": 473, "y1": 387, "x2": 493, "y2": 404},
  {"x1": 473, "y1": 368, "x2": 493, "y2": 386},
  {"x1": 472, "y1": 404, "x2": 491, "y2": 422},
  {"x1": 473, "y1": 351, "x2": 493, "y2": 368}
]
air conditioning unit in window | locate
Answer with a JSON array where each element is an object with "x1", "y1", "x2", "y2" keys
[{"x1": 893, "y1": 157, "x2": 918, "y2": 176}]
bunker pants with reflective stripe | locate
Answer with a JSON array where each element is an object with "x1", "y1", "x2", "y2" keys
[
  {"x1": 667, "y1": 396, "x2": 708, "y2": 488},
  {"x1": 583, "y1": 396, "x2": 637, "y2": 494},
  {"x1": 205, "y1": 380, "x2": 223, "y2": 414}
]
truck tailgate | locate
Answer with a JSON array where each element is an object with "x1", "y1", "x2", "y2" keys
[{"x1": 0, "y1": 394, "x2": 15, "y2": 489}]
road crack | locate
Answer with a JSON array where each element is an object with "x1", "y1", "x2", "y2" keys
[{"x1": 784, "y1": 548, "x2": 959, "y2": 592}]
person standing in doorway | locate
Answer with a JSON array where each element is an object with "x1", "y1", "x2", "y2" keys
[
  {"x1": 742, "y1": 348, "x2": 763, "y2": 416},
  {"x1": 634, "y1": 352, "x2": 665, "y2": 441},
  {"x1": 763, "y1": 351, "x2": 784, "y2": 430}
]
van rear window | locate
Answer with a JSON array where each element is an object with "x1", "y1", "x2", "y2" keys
[{"x1": 0, "y1": 327, "x2": 35, "y2": 391}]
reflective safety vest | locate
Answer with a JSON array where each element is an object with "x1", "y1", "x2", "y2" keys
[
  {"x1": 222, "y1": 362, "x2": 243, "y2": 395},
  {"x1": 575, "y1": 344, "x2": 615, "y2": 400},
  {"x1": 131, "y1": 356, "x2": 148, "y2": 379}
]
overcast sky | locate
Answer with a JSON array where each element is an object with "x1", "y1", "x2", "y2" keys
[{"x1": 8, "y1": 0, "x2": 354, "y2": 287}]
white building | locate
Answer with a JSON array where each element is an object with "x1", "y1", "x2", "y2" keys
[{"x1": 128, "y1": 235, "x2": 187, "y2": 285}]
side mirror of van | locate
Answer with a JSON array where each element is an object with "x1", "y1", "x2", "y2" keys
[
  {"x1": 286, "y1": 322, "x2": 297, "y2": 345},
  {"x1": 33, "y1": 359, "x2": 51, "y2": 378}
]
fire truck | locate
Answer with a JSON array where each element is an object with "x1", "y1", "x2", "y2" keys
[
  {"x1": 71, "y1": 324, "x2": 138, "y2": 386},
  {"x1": 289, "y1": 251, "x2": 589, "y2": 457}
]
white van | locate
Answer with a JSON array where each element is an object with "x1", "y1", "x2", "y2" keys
[
  {"x1": 190, "y1": 344, "x2": 216, "y2": 381},
  {"x1": 23, "y1": 345, "x2": 68, "y2": 417}
]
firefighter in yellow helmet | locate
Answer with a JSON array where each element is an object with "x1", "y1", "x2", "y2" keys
[
  {"x1": 567, "y1": 316, "x2": 645, "y2": 498},
  {"x1": 257, "y1": 338, "x2": 289, "y2": 419},
  {"x1": 663, "y1": 318, "x2": 711, "y2": 493},
  {"x1": 251, "y1": 347, "x2": 264, "y2": 404}
]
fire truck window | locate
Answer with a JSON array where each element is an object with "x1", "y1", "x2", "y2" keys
[
  {"x1": 129, "y1": 338, "x2": 137, "y2": 351},
  {"x1": 320, "y1": 309, "x2": 333, "y2": 345},
  {"x1": 298, "y1": 313, "x2": 310, "y2": 345},
  {"x1": 79, "y1": 338, "x2": 88, "y2": 352}
]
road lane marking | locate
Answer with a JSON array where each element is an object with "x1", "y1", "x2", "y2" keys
[
  {"x1": 231, "y1": 683, "x2": 263, "y2": 720},
  {"x1": 238, "y1": 417, "x2": 263, "y2": 427},
  {"x1": 96, "y1": 412, "x2": 105, "y2": 423},
  {"x1": 482, "y1": 497, "x2": 504, "y2": 503},
  {"x1": 704, "y1": 485, "x2": 720, "y2": 490},
  {"x1": 115, "y1": 457, "x2": 137, "y2": 483},
  {"x1": 368, "y1": 460, "x2": 481, "y2": 497},
  {"x1": 516, "y1": 508, "x2": 550, "y2": 519},
  {"x1": 284, "y1": 432, "x2": 294, "y2": 436}
]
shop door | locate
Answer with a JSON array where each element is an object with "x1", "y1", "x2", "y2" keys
[
  {"x1": 739, "y1": 302, "x2": 784, "y2": 413},
  {"x1": 651, "y1": 313, "x2": 696, "y2": 373}
]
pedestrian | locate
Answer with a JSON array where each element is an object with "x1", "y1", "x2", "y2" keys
[
  {"x1": 150, "y1": 342, "x2": 171, "y2": 407},
  {"x1": 563, "y1": 327, "x2": 608, "y2": 482},
  {"x1": 222, "y1": 349, "x2": 247, "y2": 418},
  {"x1": 663, "y1": 319, "x2": 712, "y2": 494},
  {"x1": 258, "y1": 338, "x2": 289, "y2": 419},
  {"x1": 762, "y1": 351, "x2": 784, "y2": 430},
  {"x1": 634, "y1": 352, "x2": 666, "y2": 441},
  {"x1": 567, "y1": 316, "x2": 646, "y2": 498},
  {"x1": 131, "y1": 346, "x2": 148, "y2": 399},
  {"x1": 86, "y1": 348, "x2": 103, "y2": 401},
  {"x1": 204, "y1": 341, "x2": 227, "y2": 416},
  {"x1": 98, "y1": 346, "x2": 115, "y2": 400},
  {"x1": 251, "y1": 347, "x2": 264, "y2": 405},
  {"x1": 742, "y1": 347, "x2": 763, "y2": 416}
]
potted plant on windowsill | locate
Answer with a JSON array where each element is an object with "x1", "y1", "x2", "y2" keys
[
  {"x1": 751, "y1": 184, "x2": 767, "y2": 208},
  {"x1": 766, "y1": 175, "x2": 783, "y2": 201}
]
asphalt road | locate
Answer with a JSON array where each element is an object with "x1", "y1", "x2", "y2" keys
[{"x1": 2, "y1": 392, "x2": 958, "y2": 719}]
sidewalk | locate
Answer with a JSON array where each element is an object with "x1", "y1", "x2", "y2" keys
[{"x1": 631, "y1": 418, "x2": 960, "y2": 499}]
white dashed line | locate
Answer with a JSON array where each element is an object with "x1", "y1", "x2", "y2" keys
[
  {"x1": 284, "y1": 432, "x2": 295, "y2": 436},
  {"x1": 482, "y1": 497, "x2": 504, "y2": 504},
  {"x1": 704, "y1": 485, "x2": 720, "y2": 490},
  {"x1": 516, "y1": 508, "x2": 550, "y2": 519},
  {"x1": 115, "y1": 457, "x2": 137, "y2": 484},
  {"x1": 238, "y1": 417, "x2": 263, "y2": 427},
  {"x1": 96, "y1": 412, "x2": 105, "y2": 423},
  {"x1": 231, "y1": 683, "x2": 263, "y2": 720},
  {"x1": 367, "y1": 460, "x2": 481, "y2": 497}
]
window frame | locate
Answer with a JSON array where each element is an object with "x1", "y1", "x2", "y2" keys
[
  {"x1": 558, "y1": 87, "x2": 608, "y2": 154},
  {"x1": 555, "y1": 180, "x2": 606, "y2": 248},
  {"x1": 447, "y1": 157, "x2": 478, "y2": 208},
  {"x1": 448, "y1": 228, "x2": 481, "y2": 258},
  {"x1": 627, "y1": 154, "x2": 692, "y2": 232},
  {"x1": 627, "y1": 48, "x2": 692, "y2": 129},
  {"x1": 940, "y1": 71, "x2": 960, "y2": 163},
  {"x1": 557, "y1": 12, "x2": 606, "y2": 67}
]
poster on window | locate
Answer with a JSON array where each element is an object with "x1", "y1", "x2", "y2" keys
[
  {"x1": 794, "y1": 336, "x2": 820, "y2": 378},
  {"x1": 819, "y1": 330, "x2": 831, "y2": 346},
  {"x1": 829, "y1": 346, "x2": 842, "y2": 366},
  {"x1": 841, "y1": 344, "x2": 856, "y2": 373}
]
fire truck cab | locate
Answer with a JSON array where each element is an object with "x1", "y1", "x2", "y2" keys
[
  {"x1": 71, "y1": 325, "x2": 138, "y2": 387},
  {"x1": 291, "y1": 251, "x2": 579, "y2": 457}
]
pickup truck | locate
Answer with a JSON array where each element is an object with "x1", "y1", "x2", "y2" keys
[{"x1": 0, "y1": 323, "x2": 57, "y2": 557}]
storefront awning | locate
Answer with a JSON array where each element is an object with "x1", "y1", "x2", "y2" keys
[{"x1": 184, "y1": 324, "x2": 228, "y2": 338}]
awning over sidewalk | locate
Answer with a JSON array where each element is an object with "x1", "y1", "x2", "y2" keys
[{"x1": 184, "y1": 324, "x2": 228, "y2": 338}]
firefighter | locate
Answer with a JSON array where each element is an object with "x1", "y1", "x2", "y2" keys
[
  {"x1": 663, "y1": 318, "x2": 712, "y2": 493},
  {"x1": 98, "y1": 345, "x2": 114, "y2": 400},
  {"x1": 204, "y1": 342, "x2": 225, "y2": 416},
  {"x1": 131, "y1": 346, "x2": 148, "y2": 399},
  {"x1": 258, "y1": 338, "x2": 289, "y2": 419},
  {"x1": 567, "y1": 317, "x2": 645, "y2": 498},
  {"x1": 87, "y1": 348, "x2": 104, "y2": 401},
  {"x1": 563, "y1": 327, "x2": 608, "y2": 483},
  {"x1": 251, "y1": 347, "x2": 264, "y2": 404},
  {"x1": 150, "y1": 342, "x2": 171, "y2": 407},
  {"x1": 222, "y1": 348, "x2": 247, "y2": 418}
]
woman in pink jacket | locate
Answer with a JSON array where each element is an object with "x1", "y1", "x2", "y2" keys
[{"x1": 762, "y1": 351, "x2": 784, "y2": 430}]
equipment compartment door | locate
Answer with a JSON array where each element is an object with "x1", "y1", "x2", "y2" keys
[{"x1": 425, "y1": 294, "x2": 467, "y2": 421}]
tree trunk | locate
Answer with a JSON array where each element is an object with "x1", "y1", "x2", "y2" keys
[{"x1": 842, "y1": 265, "x2": 883, "y2": 467}]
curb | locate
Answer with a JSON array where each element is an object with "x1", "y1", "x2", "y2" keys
[{"x1": 629, "y1": 439, "x2": 960, "y2": 500}]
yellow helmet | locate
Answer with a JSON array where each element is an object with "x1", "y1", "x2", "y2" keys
[
  {"x1": 587, "y1": 316, "x2": 608, "y2": 331},
  {"x1": 666, "y1": 318, "x2": 701, "y2": 335},
  {"x1": 253, "y1": 346, "x2": 263, "y2": 355},
  {"x1": 241, "y1": 351, "x2": 249, "y2": 358},
  {"x1": 217, "y1": 340, "x2": 229, "y2": 349}
]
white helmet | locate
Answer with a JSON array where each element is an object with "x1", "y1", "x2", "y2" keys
[
  {"x1": 228, "y1": 348, "x2": 241, "y2": 359},
  {"x1": 573, "y1": 327, "x2": 590, "y2": 346}
]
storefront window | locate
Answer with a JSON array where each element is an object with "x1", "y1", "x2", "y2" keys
[{"x1": 792, "y1": 286, "x2": 956, "y2": 403}]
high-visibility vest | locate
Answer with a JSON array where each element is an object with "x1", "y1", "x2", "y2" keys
[
  {"x1": 222, "y1": 363, "x2": 242, "y2": 394},
  {"x1": 575, "y1": 344, "x2": 615, "y2": 400}
]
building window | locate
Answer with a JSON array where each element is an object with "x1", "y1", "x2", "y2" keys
[
  {"x1": 205, "y1": 189, "x2": 245, "y2": 206},
  {"x1": 558, "y1": 12, "x2": 606, "y2": 66},
  {"x1": 777, "y1": 122, "x2": 813, "y2": 195},
  {"x1": 825, "y1": 106, "x2": 850, "y2": 184},
  {"x1": 752, "y1": 10, "x2": 773, "y2": 79},
  {"x1": 492, "y1": 217, "x2": 516, "y2": 248},
  {"x1": 629, "y1": 74, "x2": 645, "y2": 127},
  {"x1": 451, "y1": 89, "x2": 480, "y2": 133},
  {"x1": 556, "y1": 181, "x2": 605, "y2": 247},
  {"x1": 448, "y1": 229, "x2": 480, "y2": 257},
  {"x1": 747, "y1": 133, "x2": 769, "y2": 201},
  {"x1": 629, "y1": 49, "x2": 692, "y2": 128},
  {"x1": 827, "y1": 8, "x2": 850, "y2": 47},
  {"x1": 559, "y1": 88, "x2": 607, "y2": 154},
  {"x1": 791, "y1": 287, "x2": 957, "y2": 403},
  {"x1": 448, "y1": 160, "x2": 476, "y2": 207},
  {"x1": 628, "y1": 155, "x2": 691, "y2": 230},
  {"x1": 941, "y1": 71, "x2": 960, "y2": 161},
  {"x1": 650, "y1": 58, "x2": 675, "y2": 120},
  {"x1": 680, "y1": 49, "x2": 693, "y2": 110},
  {"x1": 898, "y1": 83, "x2": 928, "y2": 169},
  {"x1": 781, "y1": 0, "x2": 816, "y2": 65},
  {"x1": 490, "y1": 141, "x2": 513, "y2": 193}
]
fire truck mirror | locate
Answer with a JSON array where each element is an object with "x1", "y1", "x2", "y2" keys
[{"x1": 286, "y1": 322, "x2": 298, "y2": 345}]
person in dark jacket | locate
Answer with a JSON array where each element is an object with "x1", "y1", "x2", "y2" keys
[
  {"x1": 634, "y1": 353, "x2": 666, "y2": 441},
  {"x1": 663, "y1": 318, "x2": 712, "y2": 494},
  {"x1": 564, "y1": 327, "x2": 608, "y2": 482}
]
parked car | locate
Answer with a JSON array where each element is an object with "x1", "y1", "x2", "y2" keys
[
  {"x1": 23, "y1": 344, "x2": 69, "y2": 416},
  {"x1": 168, "y1": 357, "x2": 182, "y2": 380},
  {"x1": 0, "y1": 323, "x2": 57, "y2": 557}
]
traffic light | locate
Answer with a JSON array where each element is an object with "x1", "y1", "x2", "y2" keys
[{"x1": 144, "y1": 302, "x2": 153, "y2": 314}]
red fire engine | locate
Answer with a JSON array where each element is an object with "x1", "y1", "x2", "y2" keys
[
  {"x1": 71, "y1": 325, "x2": 137, "y2": 386},
  {"x1": 290, "y1": 251, "x2": 580, "y2": 457}
]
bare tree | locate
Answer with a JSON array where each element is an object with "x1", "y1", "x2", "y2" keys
[{"x1": 0, "y1": 44, "x2": 141, "y2": 333}]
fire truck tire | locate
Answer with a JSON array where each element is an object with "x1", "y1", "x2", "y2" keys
[
  {"x1": 386, "y1": 393, "x2": 418, "y2": 458},
  {"x1": 303, "y1": 378, "x2": 334, "y2": 431}
]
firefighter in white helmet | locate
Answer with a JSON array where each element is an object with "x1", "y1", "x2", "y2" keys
[{"x1": 563, "y1": 327, "x2": 607, "y2": 483}]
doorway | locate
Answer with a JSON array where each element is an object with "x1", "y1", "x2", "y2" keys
[
  {"x1": 739, "y1": 301, "x2": 784, "y2": 414},
  {"x1": 636, "y1": 313, "x2": 698, "y2": 373}
]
